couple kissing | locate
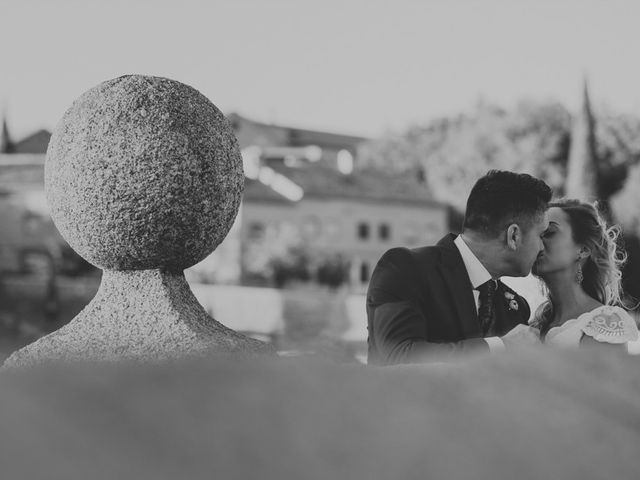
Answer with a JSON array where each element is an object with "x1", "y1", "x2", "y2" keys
[{"x1": 367, "y1": 170, "x2": 638, "y2": 365}]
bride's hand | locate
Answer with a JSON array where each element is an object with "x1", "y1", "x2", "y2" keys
[{"x1": 500, "y1": 324, "x2": 541, "y2": 349}]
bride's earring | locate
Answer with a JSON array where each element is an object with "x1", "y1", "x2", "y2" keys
[{"x1": 576, "y1": 262, "x2": 584, "y2": 284}]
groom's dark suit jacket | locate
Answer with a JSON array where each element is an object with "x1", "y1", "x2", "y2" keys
[{"x1": 367, "y1": 234, "x2": 531, "y2": 365}]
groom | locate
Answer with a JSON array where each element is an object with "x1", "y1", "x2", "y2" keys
[{"x1": 367, "y1": 170, "x2": 551, "y2": 365}]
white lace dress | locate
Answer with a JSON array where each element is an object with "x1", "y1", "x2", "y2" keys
[{"x1": 544, "y1": 305, "x2": 639, "y2": 351}]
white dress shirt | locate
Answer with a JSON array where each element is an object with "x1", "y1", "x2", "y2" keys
[{"x1": 453, "y1": 235, "x2": 506, "y2": 352}]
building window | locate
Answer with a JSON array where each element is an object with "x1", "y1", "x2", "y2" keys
[
  {"x1": 357, "y1": 222, "x2": 370, "y2": 240},
  {"x1": 360, "y1": 261, "x2": 370, "y2": 283},
  {"x1": 379, "y1": 223, "x2": 391, "y2": 241}
]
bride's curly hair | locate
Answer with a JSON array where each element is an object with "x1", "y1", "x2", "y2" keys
[{"x1": 534, "y1": 199, "x2": 631, "y2": 332}]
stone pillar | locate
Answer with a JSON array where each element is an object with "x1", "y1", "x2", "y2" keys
[{"x1": 3, "y1": 75, "x2": 273, "y2": 368}]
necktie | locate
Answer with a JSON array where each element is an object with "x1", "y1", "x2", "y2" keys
[{"x1": 477, "y1": 279, "x2": 498, "y2": 336}]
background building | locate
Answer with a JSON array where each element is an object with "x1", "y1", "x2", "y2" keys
[{"x1": 190, "y1": 114, "x2": 448, "y2": 290}]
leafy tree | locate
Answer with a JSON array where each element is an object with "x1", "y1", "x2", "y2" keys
[
  {"x1": 359, "y1": 100, "x2": 640, "y2": 211},
  {"x1": 358, "y1": 101, "x2": 571, "y2": 211}
]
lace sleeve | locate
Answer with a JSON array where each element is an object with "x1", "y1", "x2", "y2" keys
[{"x1": 581, "y1": 307, "x2": 639, "y2": 344}]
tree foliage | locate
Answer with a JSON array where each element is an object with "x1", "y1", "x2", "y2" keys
[
  {"x1": 358, "y1": 101, "x2": 571, "y2": 211},
  {"x1": 358, "y1": 100, "x2": 640, "y2": 215}
]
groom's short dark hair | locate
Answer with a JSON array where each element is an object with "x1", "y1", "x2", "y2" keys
[{"x1": 462, "y1": 170, "x2": 552, "y2": 237}]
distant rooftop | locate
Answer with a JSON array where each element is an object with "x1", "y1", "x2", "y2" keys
[
  {"x1": 12, "y1": 129, "x2": 51, "y2": 154},
  {"x1": 244, "y1": 177, "x2": 292, "y2": 204},
  {"x1": 2, "y1": 114, "x2": 368, "y2": 155},
  {"x1": 0, "y1": 117, "x2": 51, "y2": 154},
  {"x1": 244, "y1": 162, "x2": 441, "y2": 207},
  {"x1": 228, "y1": 113, "x2": 368, "y2": 151}
]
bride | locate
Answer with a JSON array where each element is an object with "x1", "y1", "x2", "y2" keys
[{"x1": 531, "y1": 199, "x2": 639, "y2": 350}]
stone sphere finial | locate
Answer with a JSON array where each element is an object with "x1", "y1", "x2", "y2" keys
[
  {"x1": 45, "y1": 75, "x2": 244, "y2": 271},
  {"x1": 3, "y1": 76, "x2": 272, "y2": 368}
]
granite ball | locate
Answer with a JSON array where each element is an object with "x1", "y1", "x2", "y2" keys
[{"x1": 45, "y1": 75, "x2": 244, "y2": 271}]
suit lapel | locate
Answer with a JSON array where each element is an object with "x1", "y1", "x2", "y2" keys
[
  {"x1": 495, "y1": 280, "x2": 530, "y2": 332},
  {"x1": 436, "y1": 234, "x2": 482, "y2": 337}
]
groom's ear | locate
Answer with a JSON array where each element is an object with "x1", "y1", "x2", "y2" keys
[{"x1": 506, "y1": 224, "x2": 520, "y2": 250}]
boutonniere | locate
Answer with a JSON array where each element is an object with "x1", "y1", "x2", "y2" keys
[{"x1": 504, "y1": 291, "x2": 519, "y2": 311}]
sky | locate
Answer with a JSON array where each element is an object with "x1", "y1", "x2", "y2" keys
[{"x1": 1, "y1": 0, "x2": 640, "y2": 140}]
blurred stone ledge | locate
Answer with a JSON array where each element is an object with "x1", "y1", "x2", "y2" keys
[{"x1": 0, "y1": 349, "x2": 639, "y2": 479}]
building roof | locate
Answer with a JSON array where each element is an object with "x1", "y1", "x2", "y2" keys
[
  {"x1": 229, "y1": 113, "x2": 368, "y2": 151},
  {"x1": 244, "y1": 178, "x2": 293, "y2": 204},
  {"x1": 12, "y1": 129, "x2": 51, "y2": 154},
  {"x1": 243, "y1": 163, "x2": 442, "y2": 207},
  {"x1": 0, "y1": 120, "x2": 51, "y2": 155}
]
